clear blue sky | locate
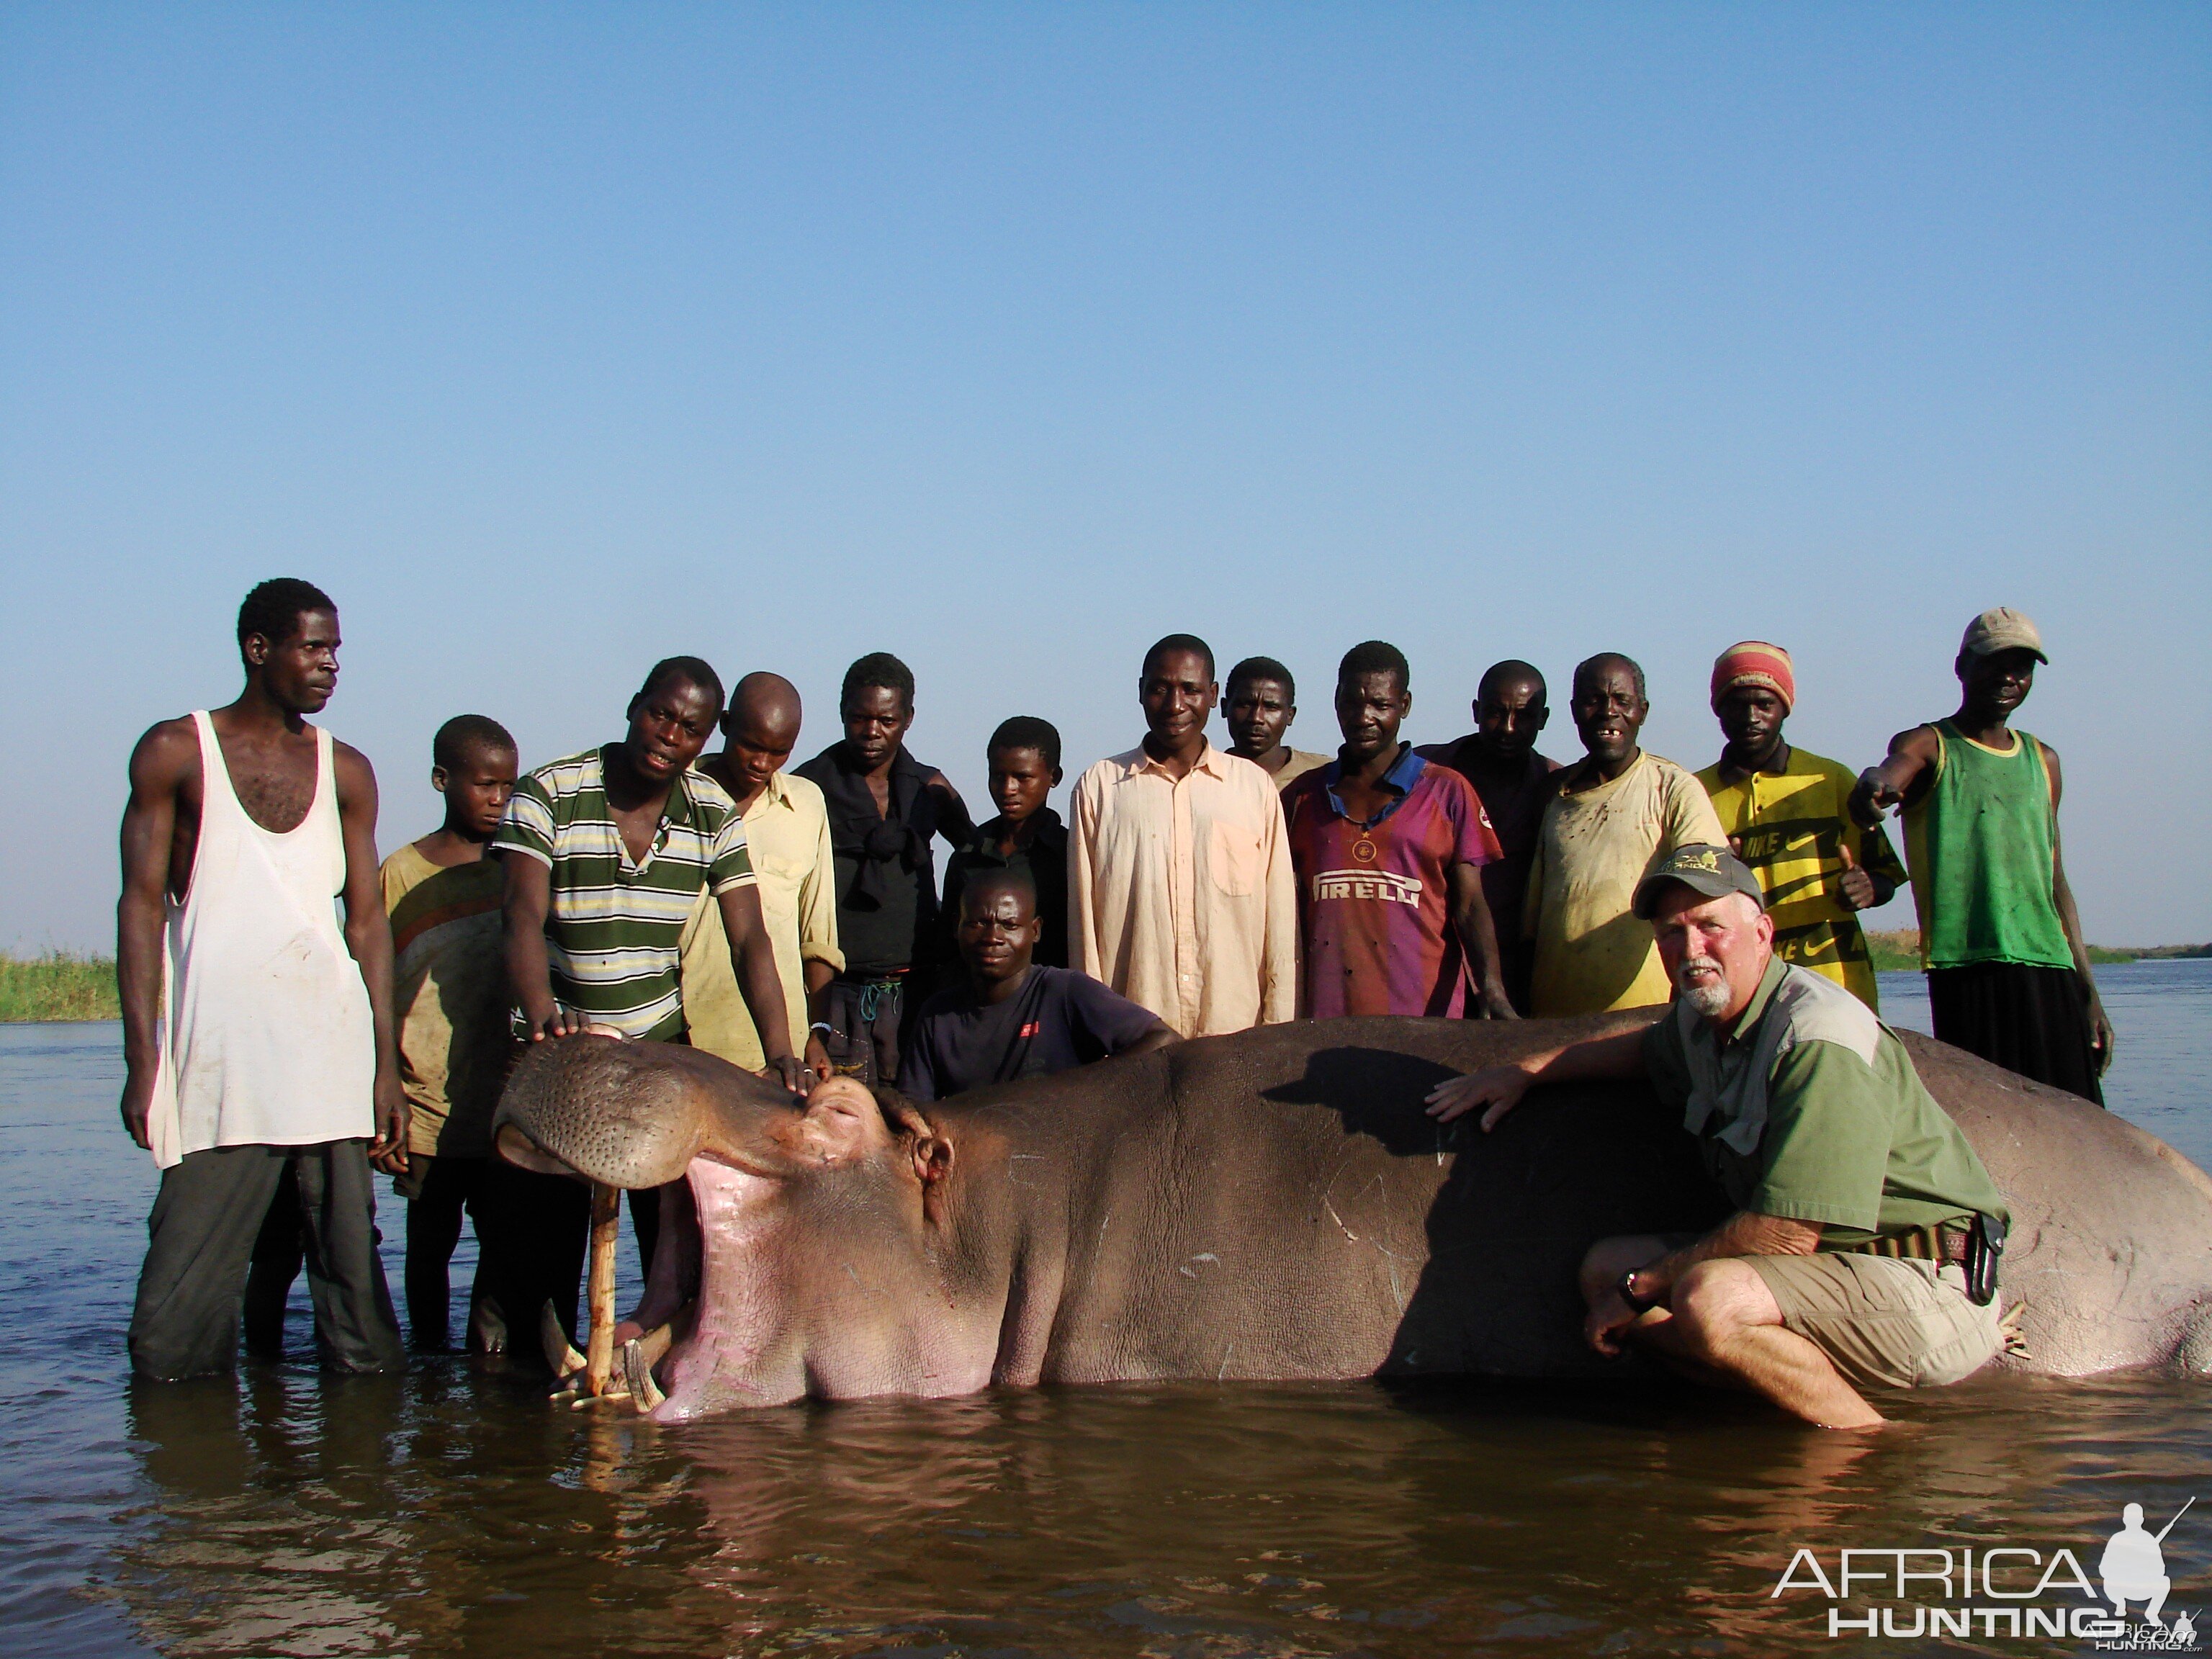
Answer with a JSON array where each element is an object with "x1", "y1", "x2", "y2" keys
[{"x1": 2, "y1": 5, "x2": 2206, "y2": 950}]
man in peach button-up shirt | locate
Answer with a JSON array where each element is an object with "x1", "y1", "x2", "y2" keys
[{"x1": 1069, "y1": 633, "x2": 1298, "y2": 1038}]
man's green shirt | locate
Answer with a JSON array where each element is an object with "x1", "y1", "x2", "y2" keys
[{"x1": 1641, "y1": 954, "x2": 2008, "y2": 1246}]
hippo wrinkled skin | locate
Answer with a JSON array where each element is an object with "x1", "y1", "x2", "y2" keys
[{"x1": 491, "y1": 1015, "x2": 2212, "y2": 1420}]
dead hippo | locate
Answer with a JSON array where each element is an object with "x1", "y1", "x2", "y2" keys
[{"x1": 491, "y1": 1015, "x2": 2212, "y2": 1420}]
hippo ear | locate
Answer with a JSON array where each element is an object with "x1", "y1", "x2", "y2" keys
[
  {"x1": 910, "y1": 1132, "x2": 953, "y2": 1188},
  {"x1": 868, "y1": 1087, "x2": 953, "y2": 1188}
]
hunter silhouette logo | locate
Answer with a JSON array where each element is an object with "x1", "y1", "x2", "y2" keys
[
  {"x1": 2105, "y1": 1502, "x2": 2185, "y2": 1624},
  {"x1": 2095, "y1": 1500, "x2": 2198, "y2": 1650}
]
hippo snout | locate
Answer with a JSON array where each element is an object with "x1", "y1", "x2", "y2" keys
[{"x1": 493, "y1": 1036, "x2": 715, "y2": 1190}]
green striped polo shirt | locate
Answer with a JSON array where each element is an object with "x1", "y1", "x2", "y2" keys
[{"x1": 493, "y1": 746, "x2": 755, "y2": 1040}]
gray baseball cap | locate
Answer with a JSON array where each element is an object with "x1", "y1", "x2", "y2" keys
[
  {"x1": 1959, "y1": 607, "x2": 2047, "y2": 664},
  {"x1": 1632, "y1": 844, "x2": 1766, "y2": 920}
]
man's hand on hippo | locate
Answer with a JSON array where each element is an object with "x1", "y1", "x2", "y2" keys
[
  {"x1": 526, "y1": 1004, "x2": 593, "y2": 1041},
  {"x1": 760, "y1": 1052, "x2": 810, "y2": 1096},
  {"x1": 1424, "y1": 1064, "x2": 1534, "y2": 1129},
  {"x1": 1426, "y1": 1028, "x2": 1650, "y2": 1130}
]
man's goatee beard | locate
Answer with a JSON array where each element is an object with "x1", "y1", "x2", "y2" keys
[{"x1": 1677, "y1": 958, "x2": 1732, "y2": 1017}]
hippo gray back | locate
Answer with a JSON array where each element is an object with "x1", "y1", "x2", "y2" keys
[{"x1": 979, "y1": 1016, "x2": 2212, "y2": 1382}]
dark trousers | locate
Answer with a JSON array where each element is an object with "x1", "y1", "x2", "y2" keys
[
  {"x1": 129, "y1": 1141, "x2": 407, "y2": 1381},
  {"x1": 243, "y1": 1169, "x2": 305, "y2": 1356},
  {"x1": 472, "y1": 1159, "x2": 593, "y2": 1357},
  {"x1": 1928, "y1": 961, "x2": 2105, "y2": 1106},
  {"x1": 629, "y1": 1187, "x2": 660, "y2": 1282},
  {"x1": 825, "y1": 975, "x2": 909, "y2": 1087},
  {"x1": 400, "y1": 1154, "x2": 495, "y2": 1351}
]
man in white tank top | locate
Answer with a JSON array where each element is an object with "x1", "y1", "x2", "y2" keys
[{"x1": 117, "y1": 578, "x2": 408, "y2": 1380}]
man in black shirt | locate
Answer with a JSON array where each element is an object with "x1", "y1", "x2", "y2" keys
[
  {"x1": 1416, "y1": 659, "x2": 1561, "y2": 1014},
  {"x1": 903, "y1": 868, "x2": 1175, "y2": 1103},
  {"x1": 793, "y1": 653, "x2": 974, "y2": 1086},
  {"x1": 941, "y1": 716, "x2": 1070, "y2": 969}
]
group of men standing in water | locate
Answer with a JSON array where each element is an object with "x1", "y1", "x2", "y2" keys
[{"x1": 114, "y1": 577, "x2": 2110, "y2": 1394}]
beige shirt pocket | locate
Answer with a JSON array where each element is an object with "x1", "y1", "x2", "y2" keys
[
  {"x1": 754, "y1": 850, "x2": 814, "y2": 915},
  {"x1": 1208, "y1": 816, "x2": 1264, "y2": 897}
]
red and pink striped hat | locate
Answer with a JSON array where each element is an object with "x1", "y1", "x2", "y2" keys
[{"x1": 1710, "y1": 641, "x2": 1795, "y2": 711}]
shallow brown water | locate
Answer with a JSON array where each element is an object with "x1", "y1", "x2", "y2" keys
[{"x1": 6, "y1": 968, "x2": 2208, "y2": 1658}]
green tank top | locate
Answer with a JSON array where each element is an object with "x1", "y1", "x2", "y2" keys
[{"x1": 1902, "y1": 720, "x2": 2073, "y2": 971}]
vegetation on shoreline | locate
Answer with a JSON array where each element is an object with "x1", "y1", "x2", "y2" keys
[
  {"x1": 1864, "y1": 929, "x2": 2200, "y2": 973},
  {"x1": 1, "y1": 953, "x2": 122, "y2": 1022},
  {"x1": 1864, "y1": 929, "x2": 1923, "y2": 972},
  {"x1": 0, "y1": 935, "x2": 2205, "y2": 1023}
]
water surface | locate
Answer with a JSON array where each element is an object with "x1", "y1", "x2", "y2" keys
[{"x1": 5, "y1": 962, "x2": 2206, "y2": 1657}]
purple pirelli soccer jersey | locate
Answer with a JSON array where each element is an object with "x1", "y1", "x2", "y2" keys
[{"x1": 1282, "y1": 748, "x2": 1501, "y2": 1018}]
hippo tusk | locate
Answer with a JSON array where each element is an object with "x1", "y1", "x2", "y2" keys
[
  {"x1": 542, "y1": 1299, "x2": 626, "y2": 1408},
  {"x1": 617, "y1": 1321, "x2": 675, "y2": 1415},
  {"x1": 584, "y1": 1182, "x2": 621, "y2": 1398},
  {"x1": 624, "y1": 1338, "x2": 665, "y2": 1413},
  {"x1": 634, "y1": 1321, "x2": 674, "y2": 1369}
]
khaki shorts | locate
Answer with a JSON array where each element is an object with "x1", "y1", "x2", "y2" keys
[{"x1": 1744, "y1": 1253, "x2": 2002, "y2": 1391}]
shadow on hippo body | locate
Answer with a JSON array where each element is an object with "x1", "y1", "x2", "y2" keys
[
  {"x1": 1269, "y1": 1043, "x2": 1734, "y2": 1379},
  {"x1": 490, "y1": 1015, "x2": 2212, "y2": 1419}
]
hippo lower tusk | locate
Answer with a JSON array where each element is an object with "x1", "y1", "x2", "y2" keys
[
  {"x1": 624, "y1": 1339, "x2": 665, "y2": 1413},
  {"x1": 584, "y1": 1182, "x2": 621, "y2": 1398},
  {"x1": 634, "y1": 1321, "x2": 674, "y2": 1370}
]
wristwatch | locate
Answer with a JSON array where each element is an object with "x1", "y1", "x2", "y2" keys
[{"x1": 1617, "y1": 1267, "x2": 1658, "y2": 1315}]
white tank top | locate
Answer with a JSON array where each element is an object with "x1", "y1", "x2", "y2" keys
[{"x1": 145, "y1": 711, "x2": 377, "y2": 1166}]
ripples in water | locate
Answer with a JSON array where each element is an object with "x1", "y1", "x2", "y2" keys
[{"x1": 5, "y1": 968, "x2": 2206, "y2": 1658}]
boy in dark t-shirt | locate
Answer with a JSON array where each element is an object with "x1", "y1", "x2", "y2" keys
[
  {"x1": 903, "y1": 868, "x2": 1175, "y2": 1102},
  {"x1": 940, "y1": 716, "x2": 1070, "y2": 969}
]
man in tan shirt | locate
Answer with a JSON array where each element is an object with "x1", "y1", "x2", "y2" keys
[
  {"x1": 1525, "y1": 652, "x2": 1727, "y2": 1015},
  {"x1": 1070, "y1": 634, "x2": 1298, "y2": 1038},
  {"x1": 681, "y1": 673, "x2": 840, "y2": 1075}
]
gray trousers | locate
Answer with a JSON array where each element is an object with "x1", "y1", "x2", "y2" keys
[{"x1": 129, "y1": 1140, "x2": 407, "y2": 1380}]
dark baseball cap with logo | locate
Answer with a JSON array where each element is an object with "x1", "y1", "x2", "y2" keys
[{"x1": 1632, "y1": 844, "x2": 1766, "y2": 920}]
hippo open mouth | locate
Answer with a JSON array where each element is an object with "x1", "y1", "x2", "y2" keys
[
  {"x1": 493, "y1": 1116, "x2": 806, "y2": 1421},
  {"x1": 629, "y1": 1155, "x2": 808, "y2": 1419},
  {"x1": 490, "y1": 1038, "x2": 926, "y2": 1417}
]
